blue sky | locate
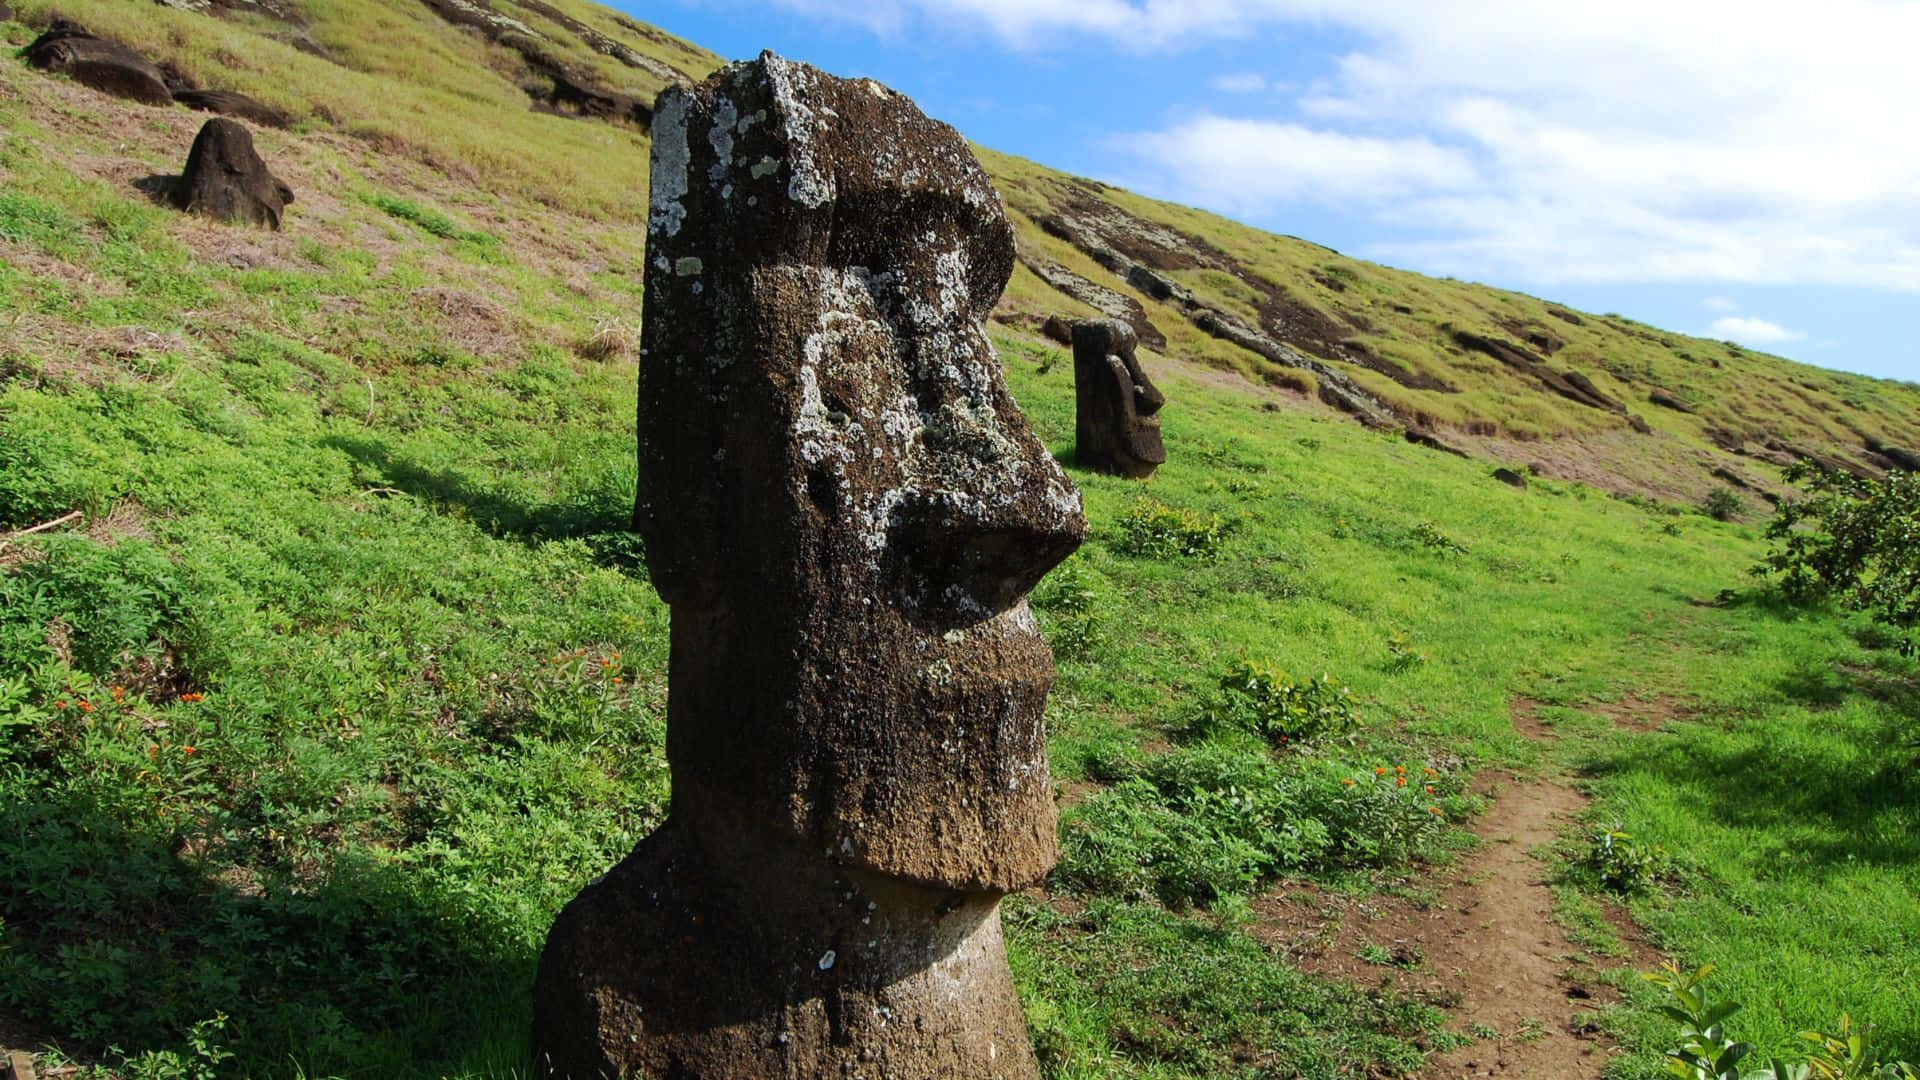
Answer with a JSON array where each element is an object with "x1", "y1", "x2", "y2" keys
[{"x1": 625, "y1": 1, "x2": 1919, "y2": 384}]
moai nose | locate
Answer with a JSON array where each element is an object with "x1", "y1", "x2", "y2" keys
[{"x1": 890, "y1": 491, "x2": 1084, "y2": 618}]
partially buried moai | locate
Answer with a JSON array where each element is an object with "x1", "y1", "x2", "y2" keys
[
  {"x1": 532, "y1": 52, "x2": 1087, "y2": 1079},
  {"x1": 1072, "y1": 318, "x2": 1167, "y2": 478}
]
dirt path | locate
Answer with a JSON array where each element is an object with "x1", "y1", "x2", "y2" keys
[{"x1": 1256, "y1": 699, "x2": 1658, "y2": 1079}]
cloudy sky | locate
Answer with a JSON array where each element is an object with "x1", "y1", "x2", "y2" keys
[{"x1": 631, "y1": 1, "x2": 1920, "y2": 382}]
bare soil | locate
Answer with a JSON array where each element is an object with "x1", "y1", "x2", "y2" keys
[{"x1": 1254, "y1": 698, "x2": 1659, "y2": 1079}]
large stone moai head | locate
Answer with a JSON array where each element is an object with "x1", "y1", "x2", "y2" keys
[
  {"x1": 634, "y1": 53, "x2": 1086, "y2": 889},
  {"x1": 1072, "y1": 317, "x2": 1167, "y2": 478}
]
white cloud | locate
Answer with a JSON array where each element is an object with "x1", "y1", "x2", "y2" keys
[
  {"x1": 807, "y1": 0, "x2": 1920, "y2": 293},
  {"x1": 1709, "y1": 316, "x2": 1803, "y2": 345},
  {"x1": 1124, "y1": 115, "x2": 1476, "y2": 208},
  {"x1": 1702, "y1": 296, "x2": 1739, "y2": 313},
  {"x1": 1213, "y1": 73, "x2": 1268, "y2": 93}
]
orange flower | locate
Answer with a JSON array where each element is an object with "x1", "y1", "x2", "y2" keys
[
  {"x1": 78, "y1": 701, "x2": 94, "y2": 714},
  {"x1": 1428, "y1": 806, "x2": 1442, "y2": 815},
  {"x1": 1426, "y1": 785, "x2": 1435, "y2": 794},
  {"x1": 147, "y1": 744, "x2": 157, "y2": 757},
  {"x1": 1395, "y1": 776, "x2": 1406, "y2": 787},
  {"x1": 52, "y1": 700, "x2": 67, "y2": 710},
  {"x1": 111, "y1": 686, "x2": 127, "y2": 701},
  {"x1": 181, "y1": 745, "x2": 196, "y2": 755},
  {"x1": 611, "y1": 677, "x2": 623, "y2": 684},
  {"x1": 1423, "y1": 767, "x2": 1437, "y2": 776},
  {"x1": 1394, "y1": 765, "x2": 1406, "y2": 774},
  {"x1": 1374, "y1": 766, "x2": 1387, "y2": 776},
  {"x1": 1341, "y1": 778, "x2": 1356, "y2": 787}
]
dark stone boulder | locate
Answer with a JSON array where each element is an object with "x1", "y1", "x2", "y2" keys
[
  {"x1": 168, "y1": 119, "x2": 294, "y2": 229},
  {"x1": 1493, "y1": 467, "x2": 1528, "y2": 489},
  {"x1": 26, "y1": 23, "x2": 173, "y2": 106},
  {"x1": 1041, "y1": 313, "x2": 1075, "y2": 345},
  {"x1": 173, "y1": 88, "x2": 290, "y2": 129},
  {"x1": 1649, "y1": 388, "x2": 1692, "y2": 412},
  {"x1": 1073, "y1": 319, "x2": 1167, "y2": 477},
  {"x1": 1404, "y1": 427, "x2": 1468, "y2": 458}
]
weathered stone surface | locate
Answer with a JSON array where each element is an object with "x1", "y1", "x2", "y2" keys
[
  {"x1": 1492, "y1": 467, "x2": 1528, "y2": 489},
  {"x1": 173, "y1": 88, "x2": 290, "y2": 128},
  {"x1": 26, "y1": 23, "x2": 173, "y2": 106},
  {"x1": 1648, "y1": 388, "x2": 1693, "y2": 413},
  {"x1": 1403, "y1": 427, "x2": 1468, "y2": 459},
  {"x1": 1040, "y1": 313, "x2": 1074, "y2": 345},
  {"x1": 168, "y1": 118, "x2": 294, "y2": 229},
  {"x1": 535, "y1": 52, "x2": 1085, "y2": 1080},
  {"x1": 1073, "y1": 319, "x2": 1166, "y2": 477}
]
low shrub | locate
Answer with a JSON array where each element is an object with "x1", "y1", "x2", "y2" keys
[
  {"x1": 1572, "y1": 826, "x2": 1674, "y2": 896},
  {"x1": 1055, "y1": 745, "x2": 1456, "y2": 907},
  {"x1": 1200, "y1": 658, "x2": 1356, "y2": 746},
  {"x1": 1111, "y1": 497, "x2": 1226, "y2": 560}
]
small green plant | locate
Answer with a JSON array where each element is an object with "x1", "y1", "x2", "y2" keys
[
  {"x1": 1644, "y1": 962, "x2": 1754, "y2": 1079},
  {"x1": 1643, "y1": 964, "x2": 1919, "y2": 1080},
  {"x1": 1032, "y1": 556, "x2": 1103, "y2": 661},
  {"x1": 1704, "y1": 488, "x2": 1746, "y2": 522},
  {"x1": 1112, "y1": 497, "x2": 1226, "y2": 560},
  {"x1": 1383, "y1": 629, "x2": 1429, "y2": 672},
  {"x1": 1204, "y1": 658, "x2": 1356, "y2": 746},
  {"x1": 1575, "y1": 826, "x2": 1673, "y2": 896},
  {"x1": 1412, "y1": 521, "x2": 1469, "y2": 555}
]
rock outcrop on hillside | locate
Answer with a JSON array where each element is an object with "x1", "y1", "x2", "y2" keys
[{"x1": 26, "y1": 23, "x2": 173, "y2": 106}]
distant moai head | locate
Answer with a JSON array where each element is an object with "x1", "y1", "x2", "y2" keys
[
  {"x1": 633, "y1": 53, "x2": 1086, "y2": 892},
  {"x1": 1072, "y1": 318, "x2": 1167, "y2": 477}
]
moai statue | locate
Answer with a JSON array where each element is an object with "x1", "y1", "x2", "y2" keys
[
  {"x1": 533, "y1": 53, "x2": 1087, "y2": 1079},
  {"x1": 1072, "y1": 319, "x2": 1167, "y2": 478}
]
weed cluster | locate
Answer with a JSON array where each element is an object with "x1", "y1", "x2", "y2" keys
[
  {"x1": 1572, "y1": 826, "x2": 1676, "y2": 896},
  {"x1": 1111, "y1": 496, "x2": 1227, "y2": 560},
  {"x1": 1200, "y1": 658, "x2": 1356, "y2": 746},
  {"x1": 1056, "y1": 743, "x2": 1460, "y2": 907},
  {"x1": 1031, "y1": 555, "x2": 1104, "y2": 661}
]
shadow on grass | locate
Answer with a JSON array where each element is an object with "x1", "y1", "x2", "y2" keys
[
  {"x1": 323, "y1": 433, "x2": 644, "y2": 575},
  {"x1": 0, "y1": 781, "x2": 531, "y2": 1076},
  {"x1": 1599, "y1": 695, "x2": 1920, "y2": 877}
]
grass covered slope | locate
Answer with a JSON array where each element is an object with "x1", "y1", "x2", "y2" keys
[{"x1": 2, "y1": 3, "x2": 1918, "y2": 1078}]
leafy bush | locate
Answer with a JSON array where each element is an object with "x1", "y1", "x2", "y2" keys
[
  {"x1": 1574, "y1": 826, "x2": 1674, "y2": 896},
  {"x1": 1704, "y1": 487, "x2": 1746, "y2": 522},
  {"x1": 1112, "y1": 497, "x2": 1226, "y2": 560},
  {"x1": 1756, "y1": 462, "x2": 1920, "y2": 654},
  {"x1": 1055, "y1": 746, "x2": 1454, "y2": 907},
  {"x1": 1201, "y1": 658, "x2": 1356, "y2": 746},
  {"x1": 1412, "y1": 520, "x2": 1469, "y2": 555}
]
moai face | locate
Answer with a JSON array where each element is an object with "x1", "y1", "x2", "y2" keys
[
  {"x1": 634, "y1": 54, "x2": 1086, "y2": 892},
  {"x1": 1073, "y1": 318, "x2": 1167, "y2": 477}
]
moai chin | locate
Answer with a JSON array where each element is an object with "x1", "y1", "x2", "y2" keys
[
  {"x1": 1072, "y1": 319, "x2": 1167, "y2": 478},
  {"x1": 532, "y1": 52, "x2": 1087, "y2": 1079}
]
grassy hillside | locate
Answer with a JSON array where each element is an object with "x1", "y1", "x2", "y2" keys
[{"x1": 2, "y1": 3, "x2": 1916, "y2": 1078}]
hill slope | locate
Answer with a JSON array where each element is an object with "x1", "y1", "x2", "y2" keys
[{"x1": 10, "y1": 0, "x2": 1918, "y2": 509}]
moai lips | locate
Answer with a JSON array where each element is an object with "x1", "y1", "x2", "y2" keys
[
  {"x1": 1073, "y1": 318, "x2": 1167, "y2": 478},
  {"x1": 534, "y1": 53, "x2": 1085, "y2": 1079}
]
